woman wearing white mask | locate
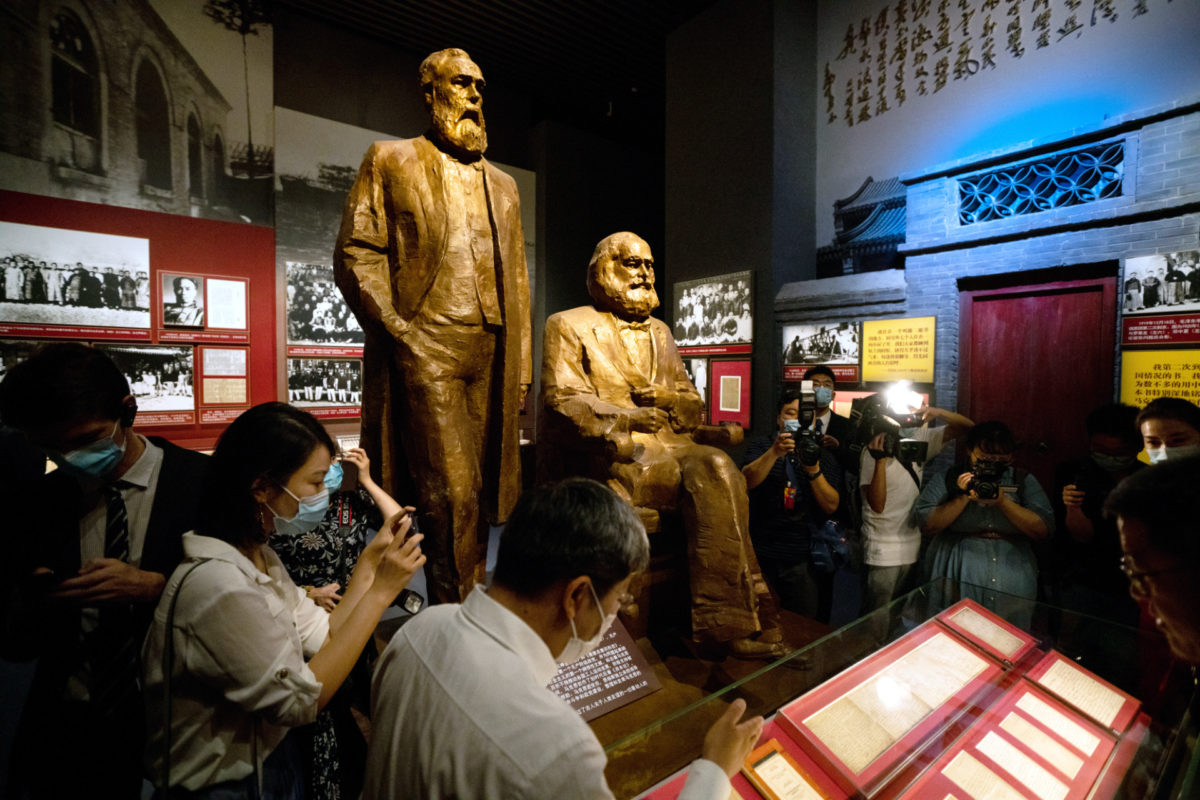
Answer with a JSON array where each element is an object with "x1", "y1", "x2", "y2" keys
[
  {"x1": 142, "y1": 402, "x2": 424, "y2": 798},
  {"x1": 1137, "y1": 396, "x2": 1200, "y2": 464}
]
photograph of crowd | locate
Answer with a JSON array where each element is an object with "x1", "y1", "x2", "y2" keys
[
  {"x1": 161, "y1": 274, "x2": 205, "y2": 327},
  {"x1": 0, "y1": 221, "x2": 151, "y2": 329},
  {"x1": 287, "y1": 358, "x2": 362, "y2": 407},
  {"x1": 782, "y1": 322, "x2": 860, "y2": 365},
  {"x1": 1123, "y1": 251, "x2": 1200, "y2": 315},
  {"x1": 286, "y1": 262, "x2": 364, "y2": 347},
  {"x1": 672, "y1": 271, "x2": 753, "y2": 348},
  {"x1": 97, "y1": 344, "x2": 194, "y2": 412}
]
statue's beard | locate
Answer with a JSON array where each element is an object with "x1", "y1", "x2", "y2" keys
[
  {"x1": 595, "y1": 276, "x2": 659, "y2": 320},
  {"x1": 432, "y1": 99, "x2": 487, "y2": 156}
]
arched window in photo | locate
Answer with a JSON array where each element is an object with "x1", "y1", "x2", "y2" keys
[
  {"x1": 49, "y1": 9, "x2": 100, "y2": 169},
  {"x1": 187, "y1": 112, "x2": 203, "y2": 198},
  {"x1": 135, "y1": 59, "x2": 171, "y2": 190}
]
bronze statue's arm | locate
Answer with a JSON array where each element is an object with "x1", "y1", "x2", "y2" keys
[
  {"x1": 333, "y1": 144, "x2": 408, "y2": 342},
  {"x1": 662, "y1": 333, "x2": 704, "y2": 433},
  {"x1": 541, "y1": 314, "x2": 643, "y2": 449}
]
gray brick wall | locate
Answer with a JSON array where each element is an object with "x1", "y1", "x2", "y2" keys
[{"x1": 778, "y1": 101, "x2": 1200, "y2": 416}]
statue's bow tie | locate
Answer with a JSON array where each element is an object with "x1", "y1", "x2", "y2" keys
[{"x1": 618, "y1": 320, "x2": 651, "y2": 332}]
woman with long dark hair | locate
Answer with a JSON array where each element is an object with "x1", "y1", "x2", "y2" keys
[{"x1": 142, "y1": 402, "x2": 424, "y2": 797}]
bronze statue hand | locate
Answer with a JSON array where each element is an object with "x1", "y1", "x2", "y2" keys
[
  {"x1": 631, "y1": 385, "x2": 677, "y2": 410},
  {"x1": 630, "y1": 407, "x2": 669, "y2": 433}
]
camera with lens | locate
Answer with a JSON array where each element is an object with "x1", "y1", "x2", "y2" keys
[
  {"x1": 967, "y1": 460, "x2": 1008, "y2": 500},
  {"x1": 784, "y1": 381, "x2": 823, "y2": 467},
  {"x1": 848, "y1": 392, "x2": 928, "y2": 465}
]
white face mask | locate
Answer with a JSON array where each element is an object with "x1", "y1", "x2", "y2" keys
[
  {"x1": 557, "y1": 581, "x2": 616, "y2": 665},
  {"x1": 1146, "y1": 443, "x2": 1200, "y2": 464}
]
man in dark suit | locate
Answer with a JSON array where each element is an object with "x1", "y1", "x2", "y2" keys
[
  {"x1": 334, "y1": 48, "x2": 530, "y2": 604},
  {"x1": 0, "y1": 343, "x2": 208, "y2": 799},
  {"x1": 801, "y1": 365, "x2": 853, "y2": 472}
]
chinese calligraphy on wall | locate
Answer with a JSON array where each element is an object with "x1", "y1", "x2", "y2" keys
[{"x1": 824, "y1": 0, "x2": 1160, "y2": 127}]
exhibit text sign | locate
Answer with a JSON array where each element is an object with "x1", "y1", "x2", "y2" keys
[{"x1": 862, "y1": 316, "x2": 935, "y2": 383}]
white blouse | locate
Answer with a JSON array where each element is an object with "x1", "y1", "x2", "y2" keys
[{"x1": 142, "y1": 532, "x2": 330, "y2": 790}]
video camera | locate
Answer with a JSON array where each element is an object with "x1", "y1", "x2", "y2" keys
[
  {"x1": 847, "y1": 387, "x2": 929, "y2": 467},
  {"x1": 784, "y1": 381, "x2": 823, "y2": 467}
]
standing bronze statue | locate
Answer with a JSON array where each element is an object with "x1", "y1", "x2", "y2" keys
[
  {"x1": 539, "y1": 232, "x2": 785, "y2": 658},
  {"x1": 334, "y1": 49, "x2": 530, "y2": 603}
]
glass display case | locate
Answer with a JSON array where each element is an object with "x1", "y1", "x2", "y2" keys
[{"x1": 604, "y1": 579, "x2": 1196, "y2": 800}]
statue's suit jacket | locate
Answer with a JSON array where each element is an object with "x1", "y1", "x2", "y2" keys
[
  {"x1": 334, "y1": 134, "x2": 531, "y2": 522},
  {"x1": 539, "y1": 304, "x2": 706, "y2": 506}
]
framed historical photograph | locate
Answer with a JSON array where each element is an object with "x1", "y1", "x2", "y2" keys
[
  {"x1": 286, "y1": 261, "x2": 363, "y2": 351},
  {"x1": 710, "y1": 359, "x2": 751, "y2": 428},
  {"x1": 160, "y1": 273, "x2": 205, "y2": 328},
  {"x1": 673, "y1": 270, "x2": 753, "y2": 352},
  {"x1": 205, "y1": 278, "x2": 248, "y2": 330},
  {"x1": 0, "y1": 221, "x2": 151, "y2": 334},
  {"x1": 97, "y1": 344, "x2": 195, "y2": 425},
  {"x1": 782, "y1": 322, "x2": 860, "y2": 366},
  {"x1": 287, "y1": 357, "x2": 362, "y2": 418},
  {"x1": 1122, "y1": 251, "x2": 1200, "y2": 316}
]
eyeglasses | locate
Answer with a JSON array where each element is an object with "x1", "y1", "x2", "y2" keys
[{"x1": 1119, "y1": 556, "x2": 1188, "y2": 598}]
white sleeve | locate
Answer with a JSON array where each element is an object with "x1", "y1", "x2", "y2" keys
[
  {"x1": 290, "y1": 582, "x2": 331, "y2": 658},
  {"x1": 677, "y1": 759, "x2": 732, "y2": 800}
]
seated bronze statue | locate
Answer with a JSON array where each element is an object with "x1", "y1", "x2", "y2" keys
[{"x1": 539, "y1": 232, "x2": 785, "y2": 658}]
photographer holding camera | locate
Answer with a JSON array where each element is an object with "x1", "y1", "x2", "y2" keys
[
  {"x1": 858, "y1": 402, "x2": 972, "y2": 614},
  {"x1": 742, "y1": 386, "x2": 841, "y2": 621},
  {"x1": 914, "y1": 421, "x2": 1053, "y2": 615}
]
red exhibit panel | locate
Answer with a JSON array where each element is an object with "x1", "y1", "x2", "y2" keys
[
  {"x1": 0, "y1": 190, "x2": 275, "y2": 449},
  {"x1": 935, "y1": 598, "x2": 1039, "y2": 666},
  {"x1": 776, "y1": 621, "x2": 1006, "y2": 798},
  {"x1": 1024, "y1": 651, "x2": 1141, "y2": 734},
  {"x1": 709, "y1": 359, "x2": 751, "y2": 427},
  {"x1": 897, "y1": 682, "x2": 1118, "y2": 800}
]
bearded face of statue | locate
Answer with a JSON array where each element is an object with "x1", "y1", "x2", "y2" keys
[
  {"x1": 427, "y1": 55, "x2": 488, "y2": 157},
  {"x1": 590, "y1": 236, "x2": 659, "y2": 320}
]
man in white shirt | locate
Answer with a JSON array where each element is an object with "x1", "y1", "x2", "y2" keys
[
  {"x1": 365, "y1": 477, "x2": 761, "y2": 799},
  {"x1": 859, "y1": 403, "x2": 972, "y2": 613}
]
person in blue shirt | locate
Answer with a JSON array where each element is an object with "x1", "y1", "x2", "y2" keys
[{"x1": 915, "y1": 421, "x2": 1054, "y2": 617}]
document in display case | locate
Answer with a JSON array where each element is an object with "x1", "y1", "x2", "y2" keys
[
  {"x1": 897, "y1": 682, "x2": 1118, "y2": 800},
  {"x1": 935, "y1": 598, "x2": 1039, "y2": 665},
  {"x1": 1025, "y1": 650, "x2": 1141, "y2": 734},
  {"x1": 776, "y1": 621, "x2": 1006, "y2": 796}
]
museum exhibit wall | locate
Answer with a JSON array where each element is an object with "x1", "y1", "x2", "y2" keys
[{"x1": 665, "y1": 0, "x2": 1200, "y2": 442}]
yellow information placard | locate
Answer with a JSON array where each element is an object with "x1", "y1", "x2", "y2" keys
[
  {"x1": 1119, "y1": 350, "x2": 1200, "y2": 407},
  {"x1": 862, "y1": 317, "x2": 936, "y2": 383}
]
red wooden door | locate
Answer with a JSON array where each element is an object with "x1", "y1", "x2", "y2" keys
[{"x1": 959, "y1": 276, "x2": 1117, "y2": 492}]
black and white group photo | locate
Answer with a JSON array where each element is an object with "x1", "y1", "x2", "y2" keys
[
  {"x1": 672, "y1": 271, "x2": 753, "y2": 347},
  {"x1": 98, "y1": 344, "x2": 195, "y2": 412},
  {"x1": 286, "y1": 262, "x2": 364, "y2": 346},
  {"x1": 1123, "y1": 251, "x2": 1200, "y2": 315},
  {"x1": 0, "y1": 221, "x2": 151, "y2": 329},
  {"x1": 782, "y1": 321, "x2": 859, "y2": 365},
  {"x1": 287, "y1": 358, "x2": 362, "y2": 407}
]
